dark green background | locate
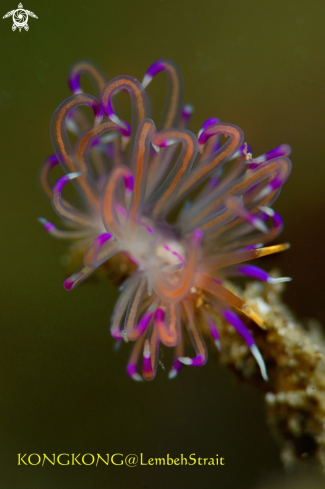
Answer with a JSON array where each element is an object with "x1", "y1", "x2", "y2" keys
[{"x1": 1, "y1": 1, "x2": 325, "y2": 488}]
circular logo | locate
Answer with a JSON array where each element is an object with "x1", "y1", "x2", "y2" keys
[{"x1": 13, "y1": 9, "x2": 28, "y2": 30}]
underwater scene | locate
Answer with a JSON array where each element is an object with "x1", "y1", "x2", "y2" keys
[{"x1": 1, "y1": 0, "x2": 325, "y2": 488}]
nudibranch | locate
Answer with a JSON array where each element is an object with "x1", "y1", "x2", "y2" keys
[{"x1": 39, "y1": 59, "x2": 292, "y2": 381}]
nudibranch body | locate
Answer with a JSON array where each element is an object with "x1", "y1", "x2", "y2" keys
[{"x1": 39, "y1": 59, "x2": 292, "y2": 381}]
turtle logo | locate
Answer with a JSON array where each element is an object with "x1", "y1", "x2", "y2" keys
[{"x1": 3, "y1": 3, "x2": 38, "y2": 32}]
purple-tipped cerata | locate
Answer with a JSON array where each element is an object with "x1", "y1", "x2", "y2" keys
[
  {"x1": 180, "y1": 104, "x2": 194, "y2": 125},
  {"x1": 39, "y1": 58, "x2": 292, "y2": 381}
]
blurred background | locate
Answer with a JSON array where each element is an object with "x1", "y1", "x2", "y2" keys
[{"x1": 1, "y1": 0, "x2": 325, "y2": 487}]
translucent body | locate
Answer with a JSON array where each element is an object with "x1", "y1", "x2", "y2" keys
[{"x1": 39, "y1": 59, "x2": 292, "y2": 381}]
